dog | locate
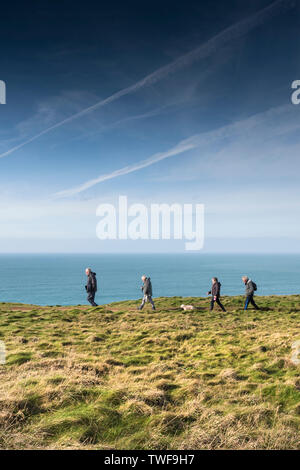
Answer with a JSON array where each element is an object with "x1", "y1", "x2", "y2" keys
[{"x1": 180, "y1": 304, "x2": 195, "y2": 311}]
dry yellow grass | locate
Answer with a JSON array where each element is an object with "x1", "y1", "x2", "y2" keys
[{"x1": 0, "y1": 295, "x2": 299, "y2": 449}]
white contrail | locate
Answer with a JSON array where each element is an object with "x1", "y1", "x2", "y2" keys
[
  {"x1": 54, "y1": 105, "x2": 289, "y2": 198},
  {"x1": 54, "y1": 140, "x2": 197, "y2": 198},
  {"x1": 0, "y1": 0, "x2": 295, "y2": 160},
  {"x1": 67, "y1": 105, "x2": 168, "y2": 144}
]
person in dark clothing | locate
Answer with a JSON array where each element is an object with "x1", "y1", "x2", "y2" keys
[
  {"x1": 138, "y1": 275, "x2": 155, "y2": 310},
  {"x1": 207, "y1": 277, "x2": 226, "y2": 312},
  {"x1": 242, "y1": 276, "x2": 259, "y2": 310},
  {"x1": 85, "y1": 268, "x2": 98, "y2": 306}
]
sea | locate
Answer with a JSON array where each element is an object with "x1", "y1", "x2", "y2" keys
[{"x1": 0, "y1": 253, "x2": 299, "y2": 306}]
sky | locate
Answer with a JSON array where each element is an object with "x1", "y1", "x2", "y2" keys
[{"x1": 0, "y1": 0, "x2": 300, "y2": 253}]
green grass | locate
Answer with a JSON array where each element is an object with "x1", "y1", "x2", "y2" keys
[{"x1": 0, "y1": 295, "x2": 299, "y2": 449}]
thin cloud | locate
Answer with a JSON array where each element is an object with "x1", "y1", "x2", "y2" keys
[
  {"x1": 67, "y1": 105, "x2": 169, "y2": 144},
  {"x1": 54, "y1": 140, "x2": 196, "y2": 198},
  {"x1": 0, "y1": 0, "x2": 294, "y2": 160},
  {"x1": 54, "y1": 105, "x2": 289, "y2": 198}
]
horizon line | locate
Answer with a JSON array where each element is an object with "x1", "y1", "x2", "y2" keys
[{"x1": 0, "y1": 252, "x2": 299, "y2": 255}]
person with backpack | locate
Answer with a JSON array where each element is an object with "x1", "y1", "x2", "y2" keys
[
  {"x1": 138, "y1": 275, "x2": 156, "y2": 311},
  {"x1": 207, "y1": 277, "x2": 226, "y2": 312},
  {"x1": 85, "y1": 268, "x2": 98, "y2": 306},
  {"x1": 242, "y1": 276, "x2": 259, "y2": 310}
]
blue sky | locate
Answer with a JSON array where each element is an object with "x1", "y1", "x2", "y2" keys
[{"x1": 0, "y1": 0, "x2": 300, "y2": 253}]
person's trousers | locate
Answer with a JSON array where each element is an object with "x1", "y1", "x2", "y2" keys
[
  {"x1": 139, "y1": 295, "x2": 155, "y2": 310},
  {"x1": 87, "y1": 291, "x2": 98, "y2": 306},
  {"x1": 244, "y1": 294, "x2": 259, "y2": 310},
  {"x1": 210, "y1": 296, "x2": 226, "y2": 311}
]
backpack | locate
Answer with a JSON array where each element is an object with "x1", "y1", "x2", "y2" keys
[{"x1": 252, "y1": 281, "x2": 257, "y2": 291}]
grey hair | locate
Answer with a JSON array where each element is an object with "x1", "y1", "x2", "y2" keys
[{"x1": 86, "y1": 267, "x2": 91, "y2": 273}]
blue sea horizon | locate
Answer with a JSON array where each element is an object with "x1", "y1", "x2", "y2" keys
[{"x1": 0, "y1": 253, "x2": 299, "y2": 306}]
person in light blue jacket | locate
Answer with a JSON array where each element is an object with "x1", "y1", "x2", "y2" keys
[{"x1": 138, "y1": 275, "x2": 155, "y2": 311}]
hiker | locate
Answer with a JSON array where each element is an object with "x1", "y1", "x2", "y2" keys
[
  {"x1": 138, "y1": 275, "x2": 155, "y2": 311},
  {"x1": 207, "y1": 277, "x2": 226, "y2": 312},
  {"x1": 242, "y1": 276, "x2": 259, "y2": 310},
  {"x1": 85, "y1": 268, "x2": 98, "y2": 306}
]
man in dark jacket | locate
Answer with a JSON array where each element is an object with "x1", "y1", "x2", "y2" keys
[
  {"x1": 85, "y1": 268, "x2": 98, "y2": 306},
  {"x1": 138, "y1": 275, "x2": 155, "y2": 310},
  {"x1": 242, "y1": 276, "x2": 259, "y2": 310},
  {"x1": 207, "y1": 277, "x2": 226, "y2": 312}
]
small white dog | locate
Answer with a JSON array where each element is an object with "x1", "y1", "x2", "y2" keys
[{"x1": 180, "y1": 304, "x2": 195, "y2": 311}]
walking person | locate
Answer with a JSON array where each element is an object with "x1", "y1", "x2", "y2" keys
[
  {"x1": 207, "y1": 277, "x2": 226, "y2": 312},
  {"x1": 242, "y1": 276, "x2": 259, "y2": 310},
  {"x1": 138, "y1": 275, "x2": 155, "y2": 311},
  {"x1": 85, "y1": 268, "x2": 98, "y2": 306}
]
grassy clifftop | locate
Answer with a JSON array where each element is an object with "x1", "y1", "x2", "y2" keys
[{"x1": 0, "y1": 295, "x2": 299, "y2": 450}]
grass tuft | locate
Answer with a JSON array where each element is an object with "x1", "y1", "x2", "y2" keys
[{"x1": 0, "y1": 295, "x2": 299, "y2": 449}]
